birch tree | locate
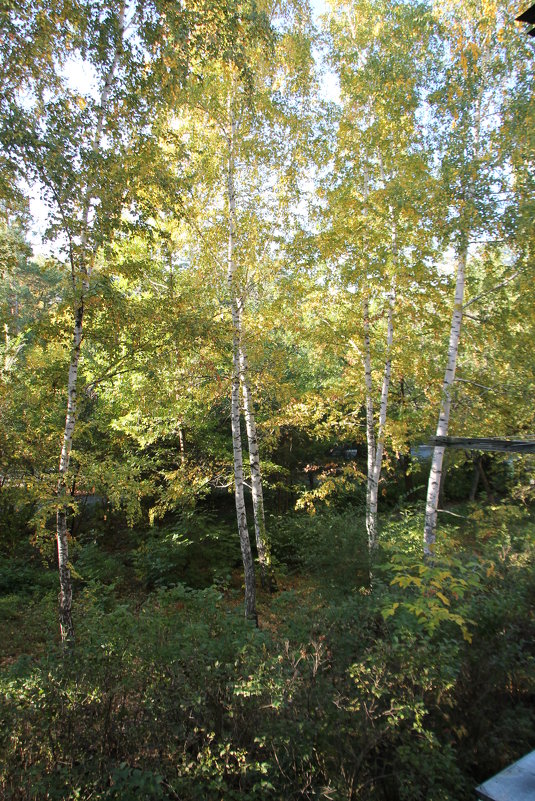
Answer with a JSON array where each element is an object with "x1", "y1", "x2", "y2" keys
[
  {"x1": 153, "y1": 3, "x2": 312, "y2": 608},
  {"x1": 175, "y1": 68, "x2": 280, "y2": 611},
  {"x1": 0, "y1": 1, "x2": 136, "y2": 641},
  {"x1": 226, "y1": 91, "x2": 258, "y2": 618},
  {"x1": 362, "y1": 288, "x2": 395, "y2": 551},
  {"x1": 0, "y1": 0, "x2": 264, "y2": 639},
  {"x1": 423, "y1": 0, "x2": 527, "y2": 556},
  {"x1": 325, "y1": 0, "x2": 438, "y2": 552}
]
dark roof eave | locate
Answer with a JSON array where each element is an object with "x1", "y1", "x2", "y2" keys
[{"x1": 516, "y1": 3, "x2": 535, "y2": 23}]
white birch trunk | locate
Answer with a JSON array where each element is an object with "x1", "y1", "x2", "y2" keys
[
  {"x1": 56, "y1": 299, "x2": 83, "y2": 641},
  {"x1": 55, "y1": 6, "x2": 125, "y2": 642},
  {"x1": 367, "y1": 166, "x2": 396, "y2": 548},
  {"x1": 238, "y1": 340, "x2": 272, "y2": 589},
  {"x1": 368, "y1": 288, "x2": 395, "y2": 551},
  {"x1": 362, "y1": 288, "x2": 395, "y2": 553},
  {"x1": 178, "y1": 425, "x2": 185, "y2": 466},
  {"x1": 362, "y1": 296, "x2": 377, "y2": 550},
  {"x1": 423, "y1": 246, "x2": 467, "y2": 557},
  {"x1": 227, "y1": 102, "x2": 256, "y2": 622},
  {"x1": 231, "y1": 335, "x2": 257, "y2": 620}
]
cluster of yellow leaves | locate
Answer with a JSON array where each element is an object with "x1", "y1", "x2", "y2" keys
[{"x1": 381, "y1": 555, "x2": 484, "y2": 642}]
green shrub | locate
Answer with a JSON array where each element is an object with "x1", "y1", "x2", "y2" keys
[
  {"x1": 132, "y1": 514, "x2": 239, "y2": 590},
  {"x1": 269, "y1": 507, "x2": 368, "y2": 589},
  {"x1": 1, "y1": 504, "x2": 534, "y2": 800}
]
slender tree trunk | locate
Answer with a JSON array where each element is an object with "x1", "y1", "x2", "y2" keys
[
  {"x1": 398, "y1": 379, "x2": 413, "y2": 495},
  {"x1": 369, "y1": 288, "x2": 394, "y2": 546},
  {"x1": 469, "y1": 455, "x2": 480, "y2": 501},
  {"x1": 239, "y1": 340, "x2": 273, "y2": 590},
  {"x1": 424, "y1": 246, "x2": 467, "y2": 557},
  {"x1": 478, "y1": 458, "x2": 495, "y2": 503},
  {"x1": 231, "y1": 335, "x2": 257, "y2": 621},
  {"x1": 362, "y1": 288, "x2": 395, "y2": 553},
  {"x1": 54, "y1": 7, "x2": 125, "y2": 642},
  {"x1": 362, "y1": 296, "x2": 377, "y2": 551},
  {"x1": 178, "y1": 425, "x2": 185, "y2": 466},
  {"x1": 3, "y1": 323, "x2": 9, "y2": 373},
  {"x1": 56, "y1": 299, "x2": 83, "y2": 642},
  {"x1": 227, "y1": 101, "x2": 256, "y2": 622}
]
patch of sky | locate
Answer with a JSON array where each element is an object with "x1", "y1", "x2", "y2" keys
[{"x1": 311, "y1": 0, "x2": 341, "y2": 105}]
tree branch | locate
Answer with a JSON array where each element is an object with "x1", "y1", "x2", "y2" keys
[{"x1": 463, "y1": 269, "x2": 522, "y2": 310}]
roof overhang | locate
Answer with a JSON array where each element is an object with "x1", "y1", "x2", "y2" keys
[{"x1": 516, "y1": 3, "x2": 535, "y2": 34}]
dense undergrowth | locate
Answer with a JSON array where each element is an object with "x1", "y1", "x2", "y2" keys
[{"x1": 1, "y1": 505, "x2": 534, "y2": 800}]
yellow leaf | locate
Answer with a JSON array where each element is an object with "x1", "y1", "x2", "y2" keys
[
  {"x1": 381, "y1": 603, "x2": 399, "y2": 620},
  {"x1": 436, "y1": 592, "x2": 450, "y2": 606}
]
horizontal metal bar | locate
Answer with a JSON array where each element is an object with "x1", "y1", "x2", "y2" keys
[{"x1": 429, "y1": 436, "x2": 535, "y2": 453}]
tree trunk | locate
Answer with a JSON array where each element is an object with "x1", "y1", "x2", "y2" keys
[
  {"x1": 231, "y1": 337, "x2": 257, "y2": 621},
  {"x1": 56, "y1": 302, "x2": 83, "y2": 642},
  {"x1": 424, "y1": 246, "x2": 467, "y2": 557},
  {"x1": 469, "y1": 455, "x2": 480, "y2": 501},
  {"x1": 371, "y1": 288, "x2": 394, "y2": 538},
  {"x1": 54, "y1": 7, "x2": 125, "y2": 642},
  {"x1": 239, "y1": 340, "x2": 273, "y2": 590},
  {"x1": 398, "y1": 380, "x2": 413, "y2": 495},
  {"x1": 478, "y1": 458, "x2": 495, "y2": 503},
  {"x1": 178, "y1": 425, "x2": 185, "y2": 466},
  {"x1": 227, "y1": 99, "x2": 256, "y2": 622},
  {"x1": 362, "y1": 296, "x2": 377, "y2": 551},
  {"x1": 362, "y1": 288, "x2": 394, "y2": 553}
]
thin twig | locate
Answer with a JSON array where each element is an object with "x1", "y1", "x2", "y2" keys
[
  {"x1": 437, "y1": 509, "x2": 468, "y2": 519},
  {"x1": 463, "y1": 270, "x2": 522, "y2": 310}
]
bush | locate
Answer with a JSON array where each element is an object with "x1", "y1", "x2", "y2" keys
[
  {"x1": 269, "y1": 507, "x2": 369, "y2": 589},
  {"x1": 0, "y1": 505, "x2": 534, "y2": 800},
  {"x1": 132, "y1": 514, "x2": 239, "y2": 590}
]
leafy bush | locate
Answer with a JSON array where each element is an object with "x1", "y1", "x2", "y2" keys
[
  {"x1": 0, "y1": 505, "x2": 534, "y2": 800},
  {"x1": 132, "y1": 514, "x2": 239, "y2": 590},
  {"x1": 0, "y1": 556, "x2": 56, "y2": 597},
  {"x1": 269, "y1": 507, "x2": 368, "y2": 588},
  {"x1": 73, "y1": 542, "x2": 127, "y2": 586}
]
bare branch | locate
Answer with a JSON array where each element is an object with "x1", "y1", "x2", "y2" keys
[
  {"x1": 463, "y1": 312, "x2": 488, "y2": 323},
  {"x1": 455, "y1": 376, "x2": 494, "y2": 392},
  {"x1": 463, "y1": 269, "x2": 522, "y2": 310},
  {"x1": 437, "y1": 509, "x2": 468, "y2": 518}
]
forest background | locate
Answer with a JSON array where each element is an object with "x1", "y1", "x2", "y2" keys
[{"x1": 0, "y1": 0, "x2": 534, "y2": 799}]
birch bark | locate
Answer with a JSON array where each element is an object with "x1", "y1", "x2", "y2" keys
[
  {"x1": 238, "y1": 339, "x2": 272, "y2": 589},
  {"x1": 226, "y1": 102, "x2": 257, "y2": 621},
  {"x1": 231, "y1": 331, "x2": 257, "y2": 621},
  {"x1": 178, "y1": 425, "x2": 185, "y2": 466},
  {"x1": 55, "y1": 7, "x2": 125, "y2": 642},
  {"x1": 423, "y1": 246, "x2": 467, "y2": 557},
  {"x1": 56, "y1": 297, "x2": 83, "y2": 641},
  {"x1": 370, "y1": 291, "x2": 394, "y2": 549},
  {"x1": 362, "y1": 287, "x2": 395, "y2": 553},
  {"x1": 362, "y1": 295, "x2": 377, "y2": 550}
]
